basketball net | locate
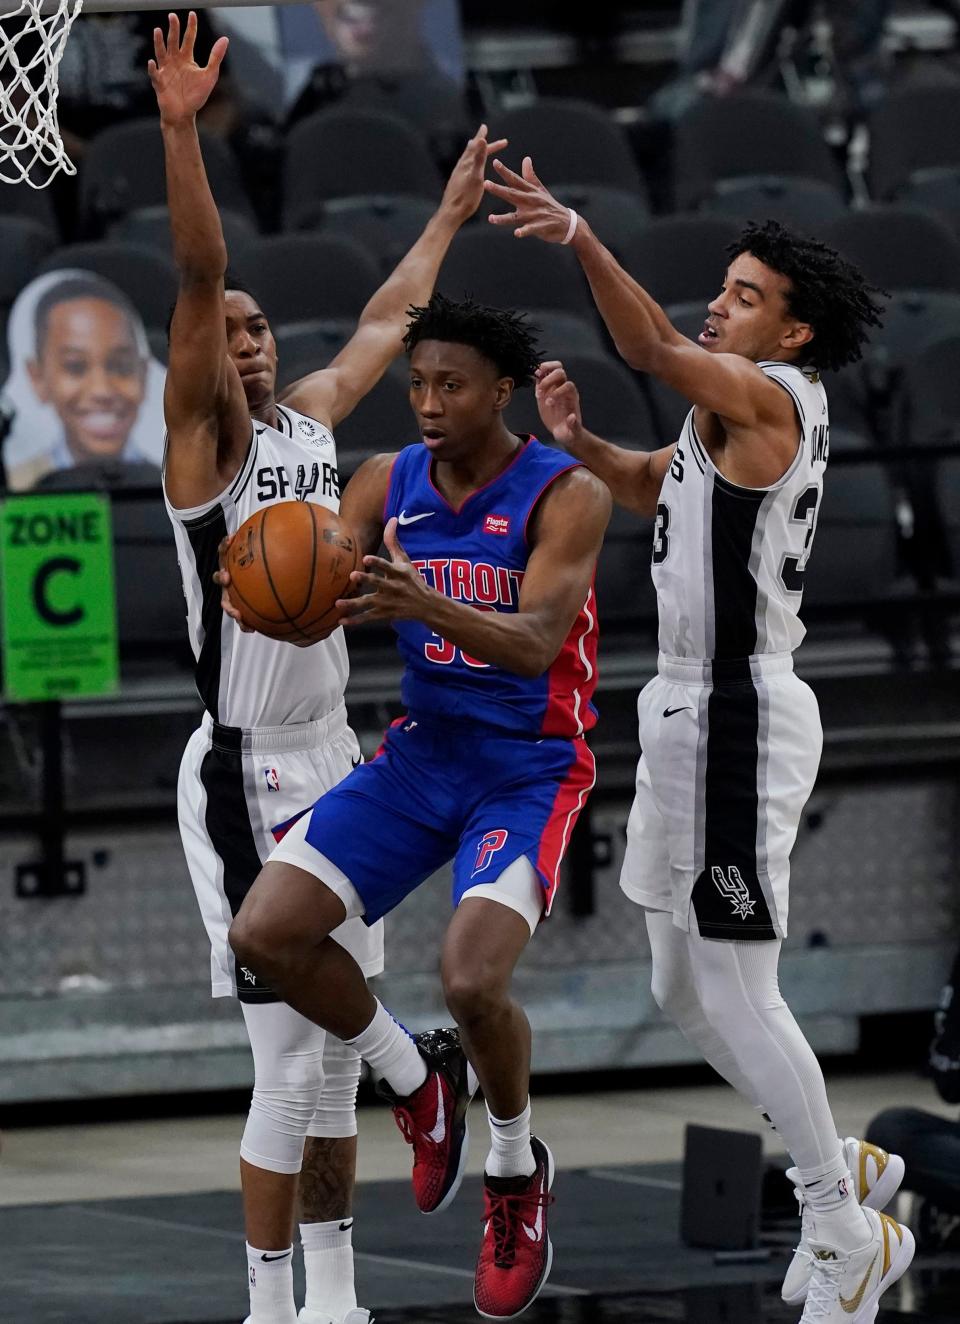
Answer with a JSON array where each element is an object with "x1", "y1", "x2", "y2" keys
[{"x1": 0, "y1": 0, "x2": 83, "y2": 188}]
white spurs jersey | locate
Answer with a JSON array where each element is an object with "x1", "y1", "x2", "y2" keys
[
  {"x1": 653, "y1": 361, "x2": 829, "y2": 661},
  {"x1": 164, "y1": 405, "x2": 349, "y2": 729}
]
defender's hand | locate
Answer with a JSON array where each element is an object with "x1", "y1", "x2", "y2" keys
[
  {"x1": 439, "y1": 124, "x2": 509, "y2": 225},
  {"x1": 149, "y1": 11, "x2": 229, "y2": 126},
  {"x1": 484, "y1": 156, "x2": 573, "y2": 242},
  {"x1": 535, "y1": 361, "x2": 583, "y2": 448},
  {"x1": 336, "y1": 518, "x2": 432, "y2": 624},
  {"x1": 214, "y1": 534, "x2": 253, "y2": 632}
]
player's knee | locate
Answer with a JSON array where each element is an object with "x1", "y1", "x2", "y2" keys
[
  {"x1": 442, "y1": 961, "x2": 508, "y2": 1028},
  {"x1": 228, "y1": 910, "x2": 289, "y2": 979}
]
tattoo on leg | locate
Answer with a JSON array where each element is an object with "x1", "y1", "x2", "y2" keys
[{"x1": 299, "y1": 1136, "x2": 357, "y2": 1222}]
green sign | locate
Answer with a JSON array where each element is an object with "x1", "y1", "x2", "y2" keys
[{"x1": 0, "y1": 492, "x2": 118, "y2": 701}]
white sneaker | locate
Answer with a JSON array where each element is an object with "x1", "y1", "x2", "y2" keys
[
  {"x1": 782, "y1": 1137, "x2": 905, "y2": 1304},
  {"x1": 297, "y1": 1310, "x2": 373, "y2": 1324},
  {"x1": 799, "y1": 1207, "x2": 914, "y2": 1323}
]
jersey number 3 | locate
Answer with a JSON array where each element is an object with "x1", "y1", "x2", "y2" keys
[
  {"x1": 780, "y1": 485, "x2": 821, "y2": 593},
  {"x1": 652, "y1": 503, "x2": 670, "y2": 565}
]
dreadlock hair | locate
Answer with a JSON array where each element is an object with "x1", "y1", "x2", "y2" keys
[
  {"x1": 403, "y1": 293, "x2": 541, "y2": 387},
  {"x1": 728, "y1": 220, "x2": 885, "y2": 372}
]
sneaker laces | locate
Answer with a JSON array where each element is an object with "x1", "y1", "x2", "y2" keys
[
  {"x1": 802, "y1": 1256, "x2": 845, "y2": 1321},
  {"x1": 482, "y1": 1184, "x2": 555, "y2": 1269},
  {"x1": 792, "y1": 1185, "x2": 814, "y2": 1263}
]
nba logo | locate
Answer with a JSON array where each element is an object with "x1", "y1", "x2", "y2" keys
[
  {"x1": 264, "y1": 768, "x2": 280, "y2": 792},
  {"x1": 473, "y1": 829, "x2": 508, "y2": 875}
]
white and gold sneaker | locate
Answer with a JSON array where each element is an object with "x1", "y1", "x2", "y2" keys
[
  {"x1": 799, "y1": 1207, "x2": 914, "y2": 1323},
  {"x1": 782, "y1": 1138, "x2": 905, "y2": 1304}
]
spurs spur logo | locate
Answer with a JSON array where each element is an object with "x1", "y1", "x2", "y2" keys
[{"x1": 711, "y1": 865, "x2": 756, "y2": 920}]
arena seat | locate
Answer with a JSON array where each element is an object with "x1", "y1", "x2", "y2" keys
[
  {"x1": 803, "y1": 463, "x2": 901, "y2": 609},
  {"x1": 439, "y1": 226, "x2": 593, "y2": 317},
  {"x1": 292, "y1": 194, "x2": 438, "y2": 274},
  {"x1": 322, "y1": 365, "x2": 413, "y2": 468},
  {"x1": 36, "y1": 242, "x2": 178, "y2": 330},
  {"x1": 529, "y1": 309, "x2": 607, "y2": 360},
  {"x1": 0, "y1": 217, "x2": 58, "y2": 321},
  {"x1": 109, "y1": 205, "x2": 258, "y2": 258},
  {"x1": 275, "y1": 320, "x2": 356, "y2": 380},
  {"x1": 79, "y1": 118, "x2": 254, "y2": 235},
  {"x1": 673, "y1": 91, "x2": 842, "y2": 211},
  {"x1": 938, "y1": 456, "x2": 960, "y2": 576},
  {"x1": 823, "y1": 207, "x2": 960, "y2": 294},
  {"x1": 899, "y1": 337, "x2": 960, "y2": 448},
  {"x1": 231, "y1": 234, "x2": 380, "y2": 326},
  {"x1": 595, "y1": 503, "x2": 658, "y2": 633},
  {"x1": 621, "y1": 216, "x2": 739, "y2": 311},
  {"x1": 551, "y1": 184, "x2": 651, "y2": 261},
  {"x1": 505, "y1": 353, "x2": 656, "y2": 446},
  {"x1": 699, "y1": 174, "x2": 847, "y2": 229},
  {"x1": 488, "y1": 99, "x2": 646, "y2": 194},
  {"x1": 283, "y1": 109, "x2": 443, "y2": 228},
  {"x1": 867, "y1": 85, "x2": 960, "y2": 201}
]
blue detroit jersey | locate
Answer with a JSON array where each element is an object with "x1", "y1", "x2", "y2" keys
[{"x1": 385, "y1": 436, "x2": 600, "y2": 738}]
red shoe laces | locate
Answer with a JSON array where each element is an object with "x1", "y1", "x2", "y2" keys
[{"x1": 482, "y1": 1184, "x2": 555, "y2": 1269}]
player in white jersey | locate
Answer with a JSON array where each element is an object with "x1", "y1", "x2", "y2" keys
[
  {"x1": 150, "y1": 15, "x2": 503, "y2": 1324},
  {"x1": 489, "y1": 160, "x2": 913, "y2": 1323}
]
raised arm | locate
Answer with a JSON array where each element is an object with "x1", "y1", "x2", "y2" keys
[
  {"x1": 281, "y1": 126, "x2": 507, "y2": 430},
  {"x1": 535, "y1": 360, "x2": 674, "y2": 518},
  {"x1": 151, "y1": 12, "x2": 249, "y2": 509},
  {"x1": 336, "y1": 467, "x2": 611, "y2": 676},
  {"x1": 484, "y1": 158, "x2": 791, "y2": 431}
]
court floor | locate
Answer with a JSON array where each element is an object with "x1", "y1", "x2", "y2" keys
[{"x1": 2, "y1": 1069, "x2": 958, "y2": 1323}]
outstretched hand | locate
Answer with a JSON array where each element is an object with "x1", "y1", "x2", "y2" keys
[
  {"x1": 149, "y1": 11, "x2": 229, "y2": 126},
  {"x1": 335, "y1": 518, "x2": 432, "y2": 625},
  {"x1": 439, "y1": 124, "x2": 510, "y2": 225},
  {"x1": 535, "y1": 361, "x2": 583, "y2": 448},
  {"x1": 484, "y1": 156, "x2": 575, "y2": 243}
]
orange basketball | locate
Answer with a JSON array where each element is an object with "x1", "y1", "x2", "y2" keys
[{"x1": 225, "y1": 501, "x2": 360, "y2": 643}]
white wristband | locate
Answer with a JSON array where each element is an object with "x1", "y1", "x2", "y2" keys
[{"x1": 560, "y1": 207, "x2": 579, "y2": 245}]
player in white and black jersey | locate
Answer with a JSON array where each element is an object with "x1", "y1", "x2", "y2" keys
[
  {"x1": 150, "y1": 16, "x2": 502, "y2": 1324},
  {"x1": 490, "y1": 161, "x2": 913, "y2": 1324}
]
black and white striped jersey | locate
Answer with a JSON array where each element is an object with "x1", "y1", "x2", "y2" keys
[
  {"x1": 652, "y1": 361, "x2": 829, "y2": 661},
  {"x1": 163, "y1": 405, "x2": 349, "y2": 729}
]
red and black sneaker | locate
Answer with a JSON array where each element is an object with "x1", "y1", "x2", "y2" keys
[
  {"x1": 474, "y1": 1135, "x2": 555, "y2": 1320},
  {"x1": 376, "y1": 1026, "x2": 478, "y2": 1215}
]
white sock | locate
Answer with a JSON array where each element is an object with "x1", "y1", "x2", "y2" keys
[
  {"x1": 485, "y1": 1099, "x2": 535, "y2": 1179},
  {"x1": 343, "y1": 1000, "x2": 427, "y2": 1098},
  {"x1": 799, "y1": 1147, "x2": 871, "y2": 1252},
  {"x1": 301, "y1": 1218, "x2": 357, "y2": 1319},
  {"x1": 245, "y1": 1243, "x2": 297, "y2": 1324}
]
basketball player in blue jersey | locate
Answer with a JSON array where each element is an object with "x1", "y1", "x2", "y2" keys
[
  {"x1": 151, "y1": 16, "x2": 503, "y2": 1324},
  {"x1": 488, "y1": 161, "x2": 911, "y2": 1324},
  {"x1": 222, "y1": 293, "x2": 610, "y2": 1318}
]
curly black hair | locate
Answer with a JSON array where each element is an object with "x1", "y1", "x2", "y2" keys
[
  {"x1": 728, "y1": 220, "x2": 885, "y2": 372},
  {"x1": 403, "y1": 293, "x2": 542, "y2": 387}
]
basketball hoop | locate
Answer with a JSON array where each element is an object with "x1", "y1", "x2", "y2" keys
[{"x1": 0, "y1": 0, "x2": 83, "y2": 187}]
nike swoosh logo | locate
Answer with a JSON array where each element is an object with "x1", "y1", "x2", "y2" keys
[
  {"x1": 426, "y1": 1073, "x2": 446, "y2": 1144},
  {"x1": 398, "y1": 510, "x2": 436, "y2": 525},
  {"x1": 261, "y1": 1251, "x2": 292, "y2": 1262},
  {"x1": 339, "y1": 1218, "x2": 354, "y2": 1231},
  {"x1": 351, "y1": 755, "x2": 362, "y2": 768},
  {"x1": 840, "y1": 1251, "x2": 879, "y2": 1313},
  {"x1": 663, "y1": 706, "x2": 692, "y2": 718}
]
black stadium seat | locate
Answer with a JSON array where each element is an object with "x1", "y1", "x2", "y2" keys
[
  {"x1": 232, "y1": 235, "x2": 380, "y2": 327},
  {"x1": 867, "y1": 85, "x2": 960, "y2": 201},
  {"x1": 298, "y1": 194, "x2": 437, "y2": 275},
  {"x1": 326, "y1": 366, "x2": 413, "y2": 470},
  {"x1": 275, "y1": 321, "x2": 356, "y2": 381},
  {"x1": 937, "y1": 457, "x2": 960, "y2": 575},
  {"x1": 700, "y1": 174, "x2": 847, "y2": 229},
  {"x1": 36, "y1": 242, "x2": 178, "y2": 331},
  {"x1": 622, "y1": 216, "x2": 740, "y2": 312},
  {"x1": 439, "y1": 227, "x2": 593, "y2": 318},
  {"x1": 110, "y1": 205, "x2": 258, "y2": 259},
  {"x1": 79, "y1": 118, "x2": 254, "y2": 234},
  {"x1": 803, "y1": 464, "x2": 899, "y2": 608},
  {"x1": 283, "y1": 109, "x2": 443, "y2": 230},
  {"x1": 595, "y1": 503, "x2": 658, "y2": 632},
  {"x1": 551, "y1": 184, "x2": 651, "y2": 261},
  {"x1": 0, "y1": 216, "x2": 57, "y2": 318},
  {"x1": 673, "y1": 91, "x2": 842, "y2": 211},
  {"x1": 823, "y1": 207, "x2": 960, "y2": 294},
  {"x1": 505, "y1": 353, "x2": 656, "y2": 447},
  {"x1": 899, "y1": 337, "x2": 960, "y2": 448},
  {"x1": 489, "y1": 99, "x2": 646, "y2": 194}
]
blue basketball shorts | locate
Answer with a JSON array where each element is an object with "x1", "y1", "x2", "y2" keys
[{"x1": 269, "y1": 713, "x2": 596, "y2": 925}]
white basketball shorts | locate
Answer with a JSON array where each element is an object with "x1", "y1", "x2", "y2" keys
[
  {"x1": 177, "y1": 702, "x2": 385, "y2": 1001},
  {"x1": 620, "y1": 653, "x2": 822, "y2": 941}
]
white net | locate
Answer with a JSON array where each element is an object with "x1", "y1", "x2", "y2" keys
[{"x1": 0, "y1": 0, "x2": 83, "y2": 188}]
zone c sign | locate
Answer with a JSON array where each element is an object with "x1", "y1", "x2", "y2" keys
[{"x1": 0, "y1": 493, "x2": 119, "y2": 701}]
